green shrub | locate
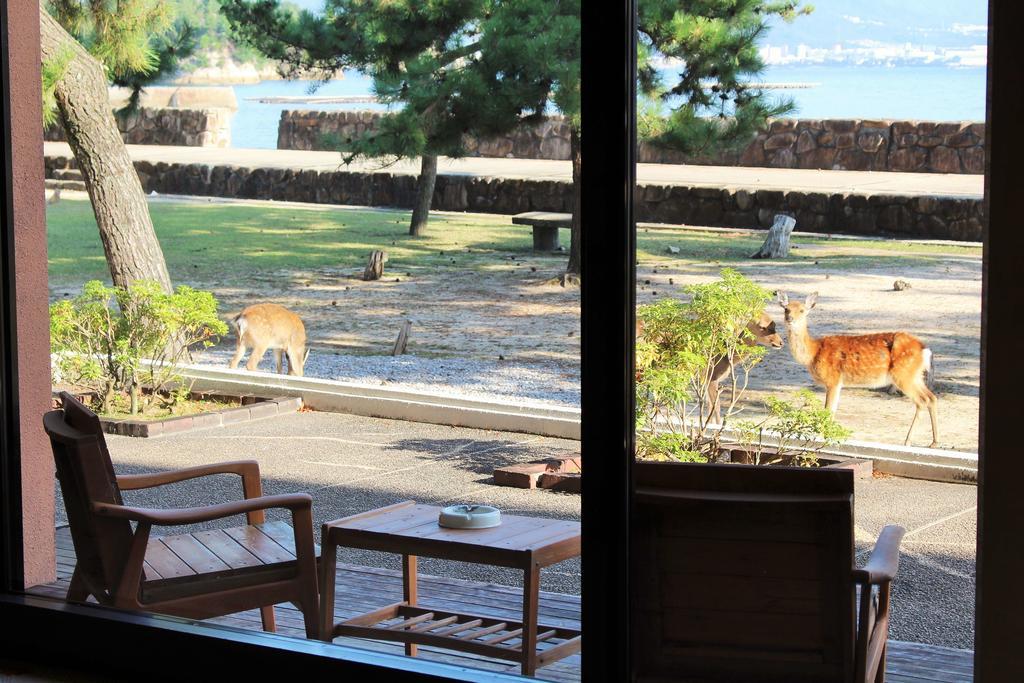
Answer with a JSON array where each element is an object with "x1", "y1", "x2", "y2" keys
[
  {"x1": 635, "y1": 269, "x2": 848, "y2": 464},
  {"x1": 735, "y1": 389, "x2": 853, "y2": 466},
  {"x1": 636, "y1": 268, "x2": 772, "y2": 461},
  {"x1": 50, "y1": 280, "x2": 228, "y2": 415}
]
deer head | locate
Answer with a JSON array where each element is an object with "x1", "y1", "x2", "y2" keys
[
  {"x1": 777, "y1": 291, "x2": 818, "y2": 326},
  {"x1": 747, "y1": 311, "x2": 784, "y2": 349}
]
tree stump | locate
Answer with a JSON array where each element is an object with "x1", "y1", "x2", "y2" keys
[
  {"x1": 392, "y1": 320, "x2": 412, "y2": 356},
  {"x1": 363, "y1": 250, "x2": 386, "y2": 281},
  {"x1": 751, "y1": 215, "x2": 797, "y2": 259}
]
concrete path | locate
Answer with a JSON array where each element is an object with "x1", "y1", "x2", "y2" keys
[
  {"x1": 53, "y1": 410, "x2": 979, "y2": 650},
  {"x1": 43, "y1": 141, "x2": 984, "y2": 198}
]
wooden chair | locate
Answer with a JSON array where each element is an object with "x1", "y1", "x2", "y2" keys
[
  {"x1": 632, "y1": 462, "x2": 905, "y2": 683},
  {"x1": 44, "y1": 391, "x2": 320, "y2": 637}
]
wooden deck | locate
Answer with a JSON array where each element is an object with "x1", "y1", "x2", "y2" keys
[{"x1": 33, "y1": 527, "x2": 972, "y2": 681}]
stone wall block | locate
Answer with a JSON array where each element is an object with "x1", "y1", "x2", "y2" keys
[
  {"x1": 857, "y1": 132, "x2": 886, "y2": 153},
  {"x1": 888, "y1": 148, "x2": 928, "y2": 172},
  {"x1": 930, "y1": 146, "x2": 962, "y2": 173},
  {"x1": 962, "y1": 146, "x2": 985, "y2": 174},
  {"x1": 737, "y1": 144, "x2": 767, "y2": 166},
  {"x1": 933, "y1": 122, "x2": 967, "y2": 136},
  {"x1": 834, "y1": 149, "x2": 869, "y2": 171},
  {"x1": 768, "y1": 119, "x2": 797, "y2": 134},
  {"x1": 754, "y1": 190, "x2": 785, "y2": 208},
  {"x1": 945, "y1": 129, "x2": 977, "y2": 148},
  {"x1": 768, "y1": 148, "x2": 796, "y2": 168},
  {"x1": 735, "y1": 189, "x2": 754, "y2": 211},
  {"x1": 834, "y1": 132, "x2": 856, "y2": 150},
  {"x1": 824, "y1": 119, "x2": 858, "y2": 134},
  {"x1": 795, "y1": 130, "x2": 817, "y2": 154},
  {"x1": 764, "y1": 132, "x2": 797, "y2": 151}
]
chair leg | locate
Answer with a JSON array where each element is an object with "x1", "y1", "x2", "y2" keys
[
  {"x1": 300, "y1": 598, "x2": 319, "y2": 640},
  {"x1": 67, "y1": 567, "x2": 90, "y2": 602},
  {"x1": 260, "y1": 605, "x2": 276, "y2": 632},
  {"x1": 875, "y1": 641, "x2": 887, "y2": 682}
]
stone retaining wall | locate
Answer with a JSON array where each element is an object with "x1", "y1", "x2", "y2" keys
[
  {"x1": 277, "y1": 110, "x2": 573, "y2": 160},
  {"x1": 278, "y1": 110, "x2": 984, "y2": 175},
  {"x1": 45, "y1": 107, "x2": 231, "y2": 148},
  {"x1": 44, "y1": 154, "x2": 984, "y2": 241}
]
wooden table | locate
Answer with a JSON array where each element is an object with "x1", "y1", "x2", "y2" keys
[{"x1": 319, "y1": 501, "x2": 582, "y2": 676}]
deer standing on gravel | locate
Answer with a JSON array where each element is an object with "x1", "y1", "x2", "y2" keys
[
  {"x1": 229, "y1": 303, "x2": 309, "y2": 377},
  {"x1": 777, "y1": 292, "x2": 939, "y2": 448},
  {"x1": 637, "y1": 312, "x2": 784, "y2": 423},
  {"x1": 707, "y1": 312, "x2": 784, "y2": 423}
]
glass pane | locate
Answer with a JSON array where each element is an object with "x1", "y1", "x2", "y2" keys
[
  {"x1": 32, "y1": 0, "x2": 582, "y2": 678},
  {"x1": 632, "y1": 1, "x2": 982, "y2": 678}
]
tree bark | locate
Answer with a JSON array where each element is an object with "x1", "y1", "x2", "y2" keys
[
  {"x1": 409, "y1": 154, "x2": 438, "y2": 236},
  {"x1": 363, "y1": 250, "x2": 386, "y2": 281},
  {"x1": 566, "y1": 127, "x2": 582, "y2": 277},
  {"x1": 751, "y1": 214, "x2": 796, "y2": 259},
  {"x1": 39, "y1": 5, "x2": 172, "y2": 293}
]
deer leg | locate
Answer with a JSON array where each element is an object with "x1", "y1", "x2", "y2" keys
[
  {"x1": 904, "y1": 406, "x2": 921, "y2": 446},
  {"x1": 286, "y1": 347, "x2": 304, "y2": 377},
  {"x1": 229, "y1": 343, "x2": 246, "y2": 370},
  {"x1": 273, "y1": 349, "x2": 284, "y2": 374},
  {"x1": 708, "y1": 379, "x2": 721, "y2": 424},
  {"x1": 246, "y1": 345, "x2": 269, "y2": 372},
  {"x1": 927, "y1": 400, "x2": 939, "y2": 449},
  {"x1": 825, "y1": 383, "x2": 843, "y2": 414}
]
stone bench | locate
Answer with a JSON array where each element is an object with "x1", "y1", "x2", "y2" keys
[{"x1": 511, "y1": 212, "x2": 571, "y2": 251}]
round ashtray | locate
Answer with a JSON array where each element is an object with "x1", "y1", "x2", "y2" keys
[{"x1": 438, "y1": 504, "x2": 502, "y2": 529}]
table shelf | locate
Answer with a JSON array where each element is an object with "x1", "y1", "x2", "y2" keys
[{"x1": 332, "y1": 603, "x2": 582, "y2": 666}]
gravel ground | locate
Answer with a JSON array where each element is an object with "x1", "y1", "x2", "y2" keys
[
  {"x1": 50, "y1": 411, "x2": 977, "y2": 650},
  {"x1": 195, "y1": 346, "x2": 581, "y2": 407}
]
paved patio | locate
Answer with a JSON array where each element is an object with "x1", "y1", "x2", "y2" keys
[{"x1": 51, "y1": 410, "x2": 977, "y2": 650}]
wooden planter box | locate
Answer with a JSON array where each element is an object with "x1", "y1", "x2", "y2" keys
[
  {"x1": 51, "y1": 389, "x2": 303, "y2": 438},
  {"x1": 493, "y1": 448, "x2": 872, "y2": 492},
  {"x1": 726, "y1": 448, "x2": 874, "y2": 480}
]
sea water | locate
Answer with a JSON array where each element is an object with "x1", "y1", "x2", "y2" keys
[{"x1": 223, "y1": 65, "x2": 987, "y2": 149}]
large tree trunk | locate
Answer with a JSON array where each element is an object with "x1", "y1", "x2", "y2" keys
[
  {"x1": 39, "y1": 5, "x2": 172, "y2": 293},
  {"x1": 409, "y1": 154, "x2": 438, "y2": 236},
  {"x1": 566, "y1": 127, "x2": 582, "y2": 277}
]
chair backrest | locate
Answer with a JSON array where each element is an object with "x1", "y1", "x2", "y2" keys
[
  {"x1": 43, "y1": 392, "x2": 134, "y2": 598},
  {"x1": 632, "y1": 462, "x2": 856, "y2": 683}
]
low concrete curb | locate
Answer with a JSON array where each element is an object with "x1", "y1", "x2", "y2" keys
[
  {"x1": 175, "y1": 363, "x2": 581, "y2": 439},
  {"x1": 175, "y1": 363, "x2": 977, "y2": 484}
]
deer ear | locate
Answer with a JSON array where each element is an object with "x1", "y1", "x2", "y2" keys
[
  {"x1": 777, "y1": 291, "x2": 789, "y2": 307},
  {"x1": 806, "y1": 292, "x2": 818, "y2": 309}
]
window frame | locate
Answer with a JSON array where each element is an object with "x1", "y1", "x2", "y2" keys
[
  {"x1": 3, "y1": 0, "x2": 1022, "y2": 679},
  {"x1": 0, "y1": 0, "x2": 638, "y2": 678}
]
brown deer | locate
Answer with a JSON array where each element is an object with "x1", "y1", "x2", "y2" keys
[
  {"x1": 229, "y1": 304, "x2": 309, "y2": 377},
  {"x1": 707, "y1": 312, "x2": 784, "y2": 423},
  {"x1": 777, "y1": 292, "x2": 938, "y2": 448},
  {"x1": 637, "y1": 312, "x2": 784, "y2": 423}
]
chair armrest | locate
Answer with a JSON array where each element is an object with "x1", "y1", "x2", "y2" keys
[
  {"x1": 93, "y1": 493, "x2": 312, "y2": 526},
  {"x1": 116, "y1": 460, "x2": 266, "y2": 525},
  {"x1": 116, "y1": 460, "x2": 261, "y2": 492},
  {"x1": 853, "y1": 524, "x2": 906, "y2": 585}
]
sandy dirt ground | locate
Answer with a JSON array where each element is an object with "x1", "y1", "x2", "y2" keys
[{"x1": 169, "y1": 236, "x2": 982, "y2": 453}]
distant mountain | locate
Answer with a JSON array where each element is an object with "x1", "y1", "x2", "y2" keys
[{"x1": 766, "y1": 0, "x2": 987, "y2": 49}]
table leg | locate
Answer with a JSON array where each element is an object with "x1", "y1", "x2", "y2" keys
[
  {"x1": 319, "y1": 539, "x2": 338, "y2": 642},
  {"x1": 403, "y1": 554, "x2": 418, "y2": 657},
  {"x1": 521, "y1": 563, "x2": 540, "y2": 676}
]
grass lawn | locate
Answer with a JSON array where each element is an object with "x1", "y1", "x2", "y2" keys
[{"x1": 47, "y1": 198, "x2": 982, "y2": 285}]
